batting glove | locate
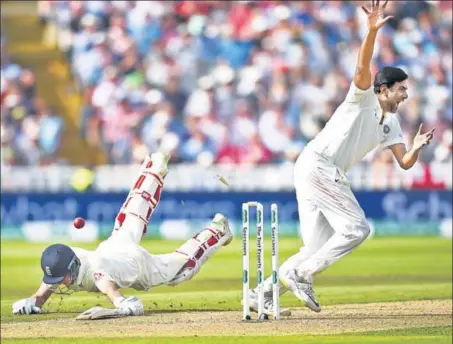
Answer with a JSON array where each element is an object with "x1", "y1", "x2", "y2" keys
[
  {"x1": 12, "y1": 298, "x2": 42, "y2": 315},
  {"x1": 113, "y1": 296, "x2": 144, "y2": 316}
]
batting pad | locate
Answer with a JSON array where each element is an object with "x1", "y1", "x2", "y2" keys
[{"x1": 76, "y1": 306, "x2": 126, "y2": 320}]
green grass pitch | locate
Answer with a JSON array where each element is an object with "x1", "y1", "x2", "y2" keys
[{"x1": 1, "y1": 236, "x2": 452, "y2": 343}]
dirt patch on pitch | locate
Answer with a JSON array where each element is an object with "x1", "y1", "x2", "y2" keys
[{"x1": 2, "y1": 299, "x2": 452, "y2": 339}]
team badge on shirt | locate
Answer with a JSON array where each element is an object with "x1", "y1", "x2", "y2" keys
[
  {"x1": 94, "y1": 272, "x2": 104, "y2": 280},
  {"x1": 383, "y1": 125, "x2": 390, "y2": 134}
]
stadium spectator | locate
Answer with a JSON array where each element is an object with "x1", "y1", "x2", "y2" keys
[
  {"x1": 1, "y1": 34, "x2": 64, "y2": 166},
  {"x1": 31, "y1": 1, "x2": 453, "y2": 167}
]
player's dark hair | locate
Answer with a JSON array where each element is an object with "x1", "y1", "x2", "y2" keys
[{"x1": 374, "y1": 67, "x2": 408, "y2": 94}]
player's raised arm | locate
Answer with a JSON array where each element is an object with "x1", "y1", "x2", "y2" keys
[{"x1": 354, "y1": 0, "x2": 393, "y2": 90}]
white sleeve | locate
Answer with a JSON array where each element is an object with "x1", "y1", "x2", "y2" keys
[
  {"x1": 345, "y1": 81, "x2": 374, "y2": 104},
  {"x1": 91, "y1": 257, "x2": 115, "y2": 286},
  {"x1": 380, "y1": 116, "x2": 405, "y2": 149}
]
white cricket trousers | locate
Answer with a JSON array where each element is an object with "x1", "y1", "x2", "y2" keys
[{"x1": 264, "y1": 148, "x2": 371, "y2": 292}]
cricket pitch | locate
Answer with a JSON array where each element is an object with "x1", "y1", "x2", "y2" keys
[{"x1": 2, "y1": 299, "x2": 451, "y2": 339}]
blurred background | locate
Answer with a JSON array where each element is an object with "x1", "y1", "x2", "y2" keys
[{"x1": 1, "y1": 0, "x2": 451, "y2": 242}]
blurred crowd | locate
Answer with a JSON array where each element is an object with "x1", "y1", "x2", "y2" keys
[
  {"x1": 8, "y1": 1, "x2": 453, "y2": 167},
  {"x1": 1, "y1": 32, "x2": 64, "y2": 166}
]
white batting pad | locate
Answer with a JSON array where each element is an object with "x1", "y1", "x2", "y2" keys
[
  {"x1": 167, "y1": 225, "x2": 230, "y2": 286},
  {"x1": 112, "y1": 152, "x2": 169, "y2": 243}
]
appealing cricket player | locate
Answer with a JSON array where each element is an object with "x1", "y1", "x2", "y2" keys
[
  {"x1": 12, "y1": 152, "x2": 233, "y2": 319},
  {"x1": 248, "y1": 0, "x2": 435, "y2": 314}
]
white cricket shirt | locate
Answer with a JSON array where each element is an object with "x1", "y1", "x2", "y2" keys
[
  {"x1": 306, "y1": 82, "x2": 404, "y2": 172},
  {"x1": 67, "y1": 234, "x2": 172, "y2": 293}
]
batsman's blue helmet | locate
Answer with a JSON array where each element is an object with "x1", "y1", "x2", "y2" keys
[{"x1": 40, "y1": 244, "x2": 80, "y2": 285}]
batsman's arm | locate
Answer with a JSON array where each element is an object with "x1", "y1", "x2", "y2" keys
[
  {"x1": 95, "y1": 279, "x2": 144, "y2": 315},
  {"x1": 95, "y1": 279, "x2": 123, "y2": 305},
  {"x1": 32, "y1": 282, "x2": 54, "y2": 307}
]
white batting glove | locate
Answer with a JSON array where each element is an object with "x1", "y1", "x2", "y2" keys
[
  {"x1": 113, "y1": 296, "x2": 144, "y2": 316},
  {"x1": 12, "y1": 298, "x2": 42, "y2": 315}
]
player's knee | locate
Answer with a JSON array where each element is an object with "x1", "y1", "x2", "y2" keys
[
  {"x1": 354, "y1": 222, "x2": 371, "y2": 244},
  {"x1": 345, "y1": 222, "x2": 370, "y2": 245}
]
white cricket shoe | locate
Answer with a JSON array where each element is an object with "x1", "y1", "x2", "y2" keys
[
  {"x1": 246, "y1": 289, "x2": 291, "y2": 316},
  {"x1": 149, "y1": 152, "x2": 171, "y2": 178},
  {"x1": 210, "y1": 213, "x2": 233, "y2": 246},
  {"x1": 281, "y1": 269, "x2": 321, "y2": 312}
]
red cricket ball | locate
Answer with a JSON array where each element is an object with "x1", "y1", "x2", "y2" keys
[{"x1": 73, "y1": 217, "x2": 85, "y2": 229}]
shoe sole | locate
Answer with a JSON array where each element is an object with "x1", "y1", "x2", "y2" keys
[
  {"x1": 212, "y1": 215, "x2": 233, "y2": 246},
  {"x1": 150, "y1": 153, "x2": 170, "y2": 177},
  {"x1": 222, "y1": 234, "x2": 233, "y2": 246},
  {"x1": 280, "y1": 276, "x2": 321, "y2": 313}
]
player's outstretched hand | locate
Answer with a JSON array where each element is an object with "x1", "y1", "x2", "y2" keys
[
  {"x1": 361, "y1": 0, "x2": 393, "y2": 31},
  {"x1": 413, "y1": 124, "x2": 435, "y2": 150},
  {"x1": 114, "y1": 296, "x2": 145, "y2": 316},
  {"x1": 12, "y1": 297, "x2": 42, "y2": 315}
]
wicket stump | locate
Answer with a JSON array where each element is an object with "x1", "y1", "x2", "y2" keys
[{"x1": 242, "y1": 202, "x2": 279, "y2": 321}]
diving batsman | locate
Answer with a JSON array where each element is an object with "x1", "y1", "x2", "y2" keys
[{"x1": 12, "y1": 152, "x2": 233, "y2": 319}]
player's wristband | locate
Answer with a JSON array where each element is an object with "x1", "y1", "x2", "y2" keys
[{"x1": 113, "y1": 296, "x2": 126, "y2": 308}]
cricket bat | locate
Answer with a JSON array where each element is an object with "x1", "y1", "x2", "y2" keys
[{"x1": 76, "y1": 306, "x2": 126, "y2": 320}]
